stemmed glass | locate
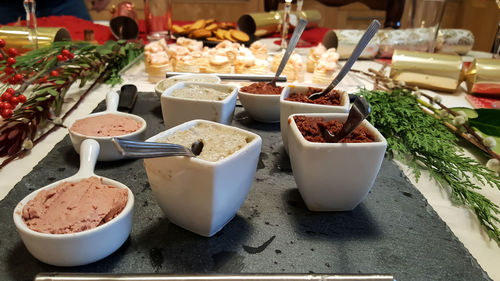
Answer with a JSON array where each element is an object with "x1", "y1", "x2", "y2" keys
[
  {"x1": 495, "y1": 0, "x2": 500, "y2": 58},
  {"x1": 280, "y1": 0, "x2": 293, "y2": 50},
  {"x1": 24, "y1": 0, "x2": 38, "y2": 49}
]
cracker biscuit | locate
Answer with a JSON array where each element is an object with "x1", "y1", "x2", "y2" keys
[
  {"x1": 205, "y1": 19, "x2": 216, "y2": 25},
  {"x1": 207, "y1": 37, "x2": 223, "y2": 42},
  {"x1": 190, "y1": 19, "x2": 206, "y2": 30},
  {"x1": 172, "y1": 25, "x2": 187, "y2": 35},
  {"x1": 215, "y1": 29, "x2": 226, "y2": 40},
  {"x1": 230, "y1": 30, "x2": 249, "y2": 42},
  {"x1": 191, "y1": 29, "x2": 212, "y2": 39},
  {"x1": 224, "y1": 31, "x2": 236, "y2": 42},
  {"x1": 205, "y1": 23, "x2": 218, "y2": 31}
]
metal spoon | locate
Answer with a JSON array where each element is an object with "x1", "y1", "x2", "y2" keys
[
  {"x1": 111, "y1": 138, "x2": 204, "y2": 158},
  {"x1": 268, "y1": 18, "x2": 308, "y2": 87},
  {"x1": 321, "y1": 95, "x2": 371, "y2": 143},
  {"x1": 308, "y1": 20, "x2": 380, "y2": 100}
]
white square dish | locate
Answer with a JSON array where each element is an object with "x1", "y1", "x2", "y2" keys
[
  {"x1": 143, "y1": 119, "x2": 262, "y2": 237},
  {"x1": 280, "y1": 85, "x2": 349, "y2": 152},
  {"x1": 287, "y1": 113, "x2": 387, "y2": 211},
  {"x1": 161, "y1": 82, "x2": 238, "y2": 129}
]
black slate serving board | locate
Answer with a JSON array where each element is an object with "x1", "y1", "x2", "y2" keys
[{"x1": 0, "y1": 92, "x2": 491, "y2": 281}]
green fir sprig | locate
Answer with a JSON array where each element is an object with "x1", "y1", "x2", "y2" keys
[
  {"x1": 360, "y1": 88, "x2": 500, "y2": 244},
  {"x1": 0, "y1": 40, "x2": 143, "y2": 167}
]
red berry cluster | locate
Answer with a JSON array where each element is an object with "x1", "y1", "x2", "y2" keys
[
  {"x1": 0, "y1": 38, "x2": 23, "y2": 85},
  {"x1": 0, "y1": 87, "x2": 26, "y2": 119},
  {"x1": 56, "y1": 49, "x2": 74, "y2": 62}
]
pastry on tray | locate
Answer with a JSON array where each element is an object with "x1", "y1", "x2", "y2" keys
[
  {"x1": 271, "y1": 51, "x2": 304, "y2": 82},
  {"x1": 176, "y1": 37, "x2": 204, "y2": 52},
  {"x1": 234, "y1": 48, "x2": 269, "y2": 74},
  {"x1": 144, "y1": 39, "x2": 173, "y2": 82},
  {"x1": 203, "y1": 49, "x2": 232, "y2": 73},
  {"x1": 306, "y1": 43, "x2": 326, "y2": 73},
  {"x1": 312, "y1": 48, "x2": 340, "y2": 85},
  {"x1": 173, "y1": 55, "x2": 200, "y2": 73},
  {"x1": 249, "y1": 41, "x2": 268, "y2": 60},
  {"x1": 215, "y1": 40, "x2": 241, "y2": 63}
]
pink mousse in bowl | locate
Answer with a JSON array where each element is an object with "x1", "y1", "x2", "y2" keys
[
  {"x1": 22, "y1": 176, "x2": 128, "y2": 234},
  {"x1": 70, "y1": 113, "x2": 143, "y2": 137},
  {"x1": 68, "y1": 92, "x2": 147, "y2": 161}
]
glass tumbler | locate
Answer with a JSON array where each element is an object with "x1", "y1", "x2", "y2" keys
[
  {"x1": 405, "y1": 0, "x2": 447, "y2": 52},
  {"x1": 144, "y1": 0, "x2": 172, "y2": 41}
]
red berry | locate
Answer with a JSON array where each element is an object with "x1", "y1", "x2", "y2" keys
[
  {"x1": 8, "y1": 77, "x2": 17, "y2": 84},
  {"x1": 7, "y1": 48, "x2": 18, "y2": 57},
  {"x1": 0, "y1": 53, "x2": 3, "y2": 61},
  {"x1": 1, "y1": 92, "x2": 12, "y2": 101},
  {"x1": 1, "y1": 109, "x2": 13, "y2": 119},
  {"x1": 56, "y1": 54, "x2": 65, "y2": 61},
  {"x1": 6, "y1": 87, "x2": 15, "y2": 95},
  {"x1": 0, "y1": 39, "x2": 5, "y2": 48},
  {"x1": 68, "y1": 53, "x2": 75, "y2": 59},
  {"x1": 50, "y1": 70, "x2": 59, "y2": 76},
  {"x1": 18, "y1": 94, "x2": 26, "y2": 103},
  {"x1": 4, "y1": 67, "x2": 14, "y2": 75},
  {"x1": 7, "y1": 57, "x2": 16, "y2": 65},
  {"x1": 61, "y1": 49, "x2": 71, "y2": 56},
  {"x1": 14, "y1": 73, "x2": 23, "y2": 82},
  {"x1": 10, "y1": 95, "x2": 19, "y2": 104},
  {"x1": 3, "y1": 102, "x2": 12, "y2": 109},
  {"x1": 0, "y1": 102, "x2": 5, "y2": 110}
]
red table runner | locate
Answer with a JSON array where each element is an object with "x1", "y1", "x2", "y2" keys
[{"x1": 4, "y1": 15, "x2": 328, "y2": 46}]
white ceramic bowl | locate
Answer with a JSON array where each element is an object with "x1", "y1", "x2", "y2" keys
[
  {"x1": 13, "y1": 139, "x2": 134, "y2": 266},
  {"x1": 161, "y1": 82, "x2": 238, "y2": 129},
  {"x1": 238, "y1": 84, "x2": 284, "y2": 123},
  {"x1": 143, "y1": 119, "x2": 262, "y2": 237},
  {"x1": 287, "y1": 113, "x2": 387, "y2": 211},
  {"x1": 280, "y1": 85, "x2": 350, "y2": 152},
  {"x1": 68, "y1": 91, "x2": 147, "y2": 161},
  {"x1": 155, "y1": 74, "x2": 221, "y2": 98}
]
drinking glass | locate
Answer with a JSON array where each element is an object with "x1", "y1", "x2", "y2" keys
[
  {"x1": 405, "y1": 0, "x2": 447, "y2": 52},
  {"x1": 280, "y1": 0, "x2": 292, "y2": 50},
  {"x1": 144, "y1": 0, "x2": 172, "y2": 41}
]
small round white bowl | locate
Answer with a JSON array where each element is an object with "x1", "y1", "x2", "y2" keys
[
  {"x1": 161, "y1": 82, "x2": 238, "y2": 129},
  {"x1": 238, "y1": 84, "x2": 285, "y2": 123},
  {"x1": 280, "y1": 84, "x2": 350, "y2": 153},
  {"x1": 287, "y1": 113, "x2": 387, "y2": 211},
  {"x1": 68, "y1": 91, "x2": 147, "y2": 161},
  {"x1": 155, "y1": 74, "x2": 221, "y2": 98},
  {"x1": 13, "y1": 139, "x2": 134, "y2": 266},
  {"x1": 143, "y1": 119, "x2": 262, "y2": 237}
]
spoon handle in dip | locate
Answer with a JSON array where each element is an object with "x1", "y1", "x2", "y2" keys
[
  {"x1": 268, "y1": 18, "x2": 308, "y2": 87},
  {"x1": 112, "y1": 138, "x2": 196, "y2": 158},
  {"x1": 322, "y1": 95, "x2": 371, "y2": 143},
  {"x1": 309, "y1": 20, "x2": 381, "y2": 100}
]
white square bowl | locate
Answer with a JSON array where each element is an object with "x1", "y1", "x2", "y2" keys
[
  {"x1": 143, "y1": 119, "x2": 262, "y2": 237},
  {"x1": 238, "y1": 83, "x2": 285, "y2": 123},
  {"x1": 280, "y1": 85, "x2": 350, "y2": 152},
  {"x1": 161, "y1": 82, "x2": 238, "y2": 129},
  {"x1": 287, "y1": 113, "x2": 387, "y2": 211}
]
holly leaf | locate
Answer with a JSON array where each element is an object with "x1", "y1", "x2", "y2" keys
[{"x1": 469, "y1": 109, "x2": 500, "y2": 137}]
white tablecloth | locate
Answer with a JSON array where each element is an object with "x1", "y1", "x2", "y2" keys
[{"x1": 1, "y1": 52, "x2": 499, "y2": 280}]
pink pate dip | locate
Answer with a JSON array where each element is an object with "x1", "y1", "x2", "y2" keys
[
  {"x1": 70, "y1": 113, "x2": 142, "y2": 137},
  {"x1": 22, "y1": 176, "x2": 128, "y2": 234}
]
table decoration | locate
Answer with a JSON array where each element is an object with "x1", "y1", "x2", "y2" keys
[
  {"x1": 0, "y1": 40, "x2": 143, "y2": 168},
  {"x1": 390, "y1": 50, "x2": 463, "y2": 92},
  {"x1": 0, "y1": 26, "x2": 71, "y2": 52},
  {"x1": 465, "y1": 58, "x2": 500, "y2": 95},
  {"x1": 237, "y1": 10, "x2": 321, "y2": 38},
  {"x1": 349, "y1": 64, "x2": 500, "y2": 243},
  {"x1": 322, "y1": 28, "x2": 474, "y2": 58}
]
